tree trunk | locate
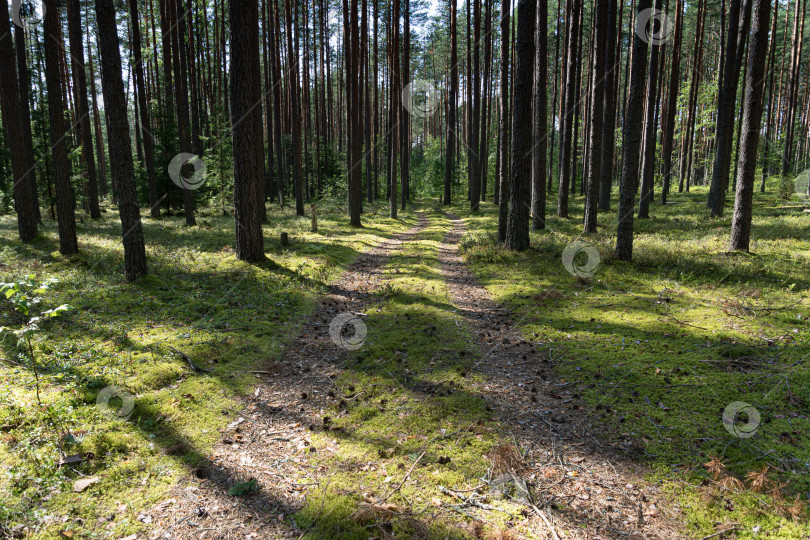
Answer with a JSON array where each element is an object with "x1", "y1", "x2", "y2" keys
[
  {"x1": 349, "y1": 0, "x2": 363, "y2": 224},
  {"x1": 505, "y1": 0, "x2": 536, "y2": 251},
  {"x1": 230, "y1": 0, "x2": 266, "y2": 261},
  {"x1": 65, "y1": 0, "x2": 100, "y2": 218},
  {"x1": 532, "y1": 0, "x2": 548, "y2": 231},
  {"x1": 285, "y1": 0, "x2": 305, "y2": 216},
  {"x1": 615, "y1": 0, "x2": 651, "y2": 261},
  {"x1": 707, "y1": 0, "x2": 751, "y2": 217},
  {"x1": 638, "y1": 0, "x2": 664, "y2": 219},
  {"x1": 270, "y1": 0, "x2": 286, "y2": 206},
  {"x1": 0, "y1": 0, "x2": 38, "y2": 241},
  {"x1": 95, "y1": 0, "x2": 148, "y2": 279},
  {"x1": 479, "y1": 0, "x2": 493, "y2": 202},
  {"x1": 759, "y1": 0, "x2": 778, "y2": 191},
  {"x1": 389, "y1": 0, "x2": 400, "y2": 219},
  {"x1": 444, "y1": 0, "x2": 458, "y2": 205},
  {"x1": 597, "y1": 0, "x2": 618, "y2": 210},
  {"x1": 14, "y1": 24, "x2": 41, "y2": 223},
  {"x1": 660, "y1": 0, "x2": 683, "y2": 204},
  {"x1": 584, "y1": 0, "x2": 608, "y2": 232},
  {"x1": 43, "y1": 0, "x2": 79, "y2": 254},
  {"x1": 557, "y1": 0, "x2": 581, "y2": 218},
  {"x1": 730, "y1": 0, "x2": 771, "y2": 251},
  {"x1": 496, "y1": 0, "x2": 511, "y2": 242},
  {"x1": 171, "y1": 0, "x2": 197, "y2": 225},
  {"x1": 129, "y1": 0, "x2": 160, "y2": 218},
  {"x1": 781, "y1": 0, "x2": 806, "y2": 176}
]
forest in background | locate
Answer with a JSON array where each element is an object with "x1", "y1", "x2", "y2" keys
[{"x1": 1, "y1": 0, "x2": 809, "y2": 270}]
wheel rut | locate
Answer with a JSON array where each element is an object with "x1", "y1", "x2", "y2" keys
[
  {"x1": 437, "y1": 211, "x2": 683, "y2": 539},
  {"x1": 149, "y1": 214, "x2": 431, "y2": 539}
]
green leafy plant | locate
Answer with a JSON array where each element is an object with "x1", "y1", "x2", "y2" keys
[{"x1": 0, "y1": 276, "x2": 71, "y2": 404}]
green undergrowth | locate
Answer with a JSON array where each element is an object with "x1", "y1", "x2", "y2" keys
[
  {"x1": 453, "y1": 186, "x2": 810, "y2": 539},
  {"x1": 0, "y1": 200, "x2": 412, "y2": 539},
  {"x1": 295, "y1": 207, "x2": 524, "y2": 539}
]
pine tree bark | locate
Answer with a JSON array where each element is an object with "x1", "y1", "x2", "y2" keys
[
  {"x1": 400, "y1": 0, "x2": 410, "y2": 207},
  {"x1": 584, "y1": 0, "x2": 608, "y2": 232},
  {"x1": 531, "y1": 0, "x2": 548, "y2": 231},
  {"x1": 615, "y1": 0, "x2": 651, "y2": 261},
  {"x1": 270, "y1": 0, "x2": 286, "y2": 205},
  {"x1": 389, "y1": 0, "x2": 400, "y2": 219},
  {"x1": 170, "y1": 0, "x2": 196, "y2": 225},
  {"x1": 660, "y1": 0, "x2": 683, "y2": 204},
  {"x1": 14, "y1": 24, "x2": 41, "y2": 223},
  {"x1": 95, "y1": 0, "x2": 148, "y2": 279},
  {"x1": 230, "y1": 0, "x2": 266, "y2": 261},
  {"x1": 129, "y1": 0, "x2": 160, "y2": 218},
  {"x1": 557, "y1": 0, "x2": 581, "y2": 218},
  {"x1": 707, "y1": 0, "x2": 751, "y2": 216},
  {"x1": 65, "y1": 0, "x2": 100, "y2": 218},
  {"x1": 759, "y1": 0, "x2": 778, "y2": 191},
  {"x1": 505, "y1": 0, "x2": 536, "y2": 251},
  {"x1": 597, "y1": 0, "x2": 618, "y2": 210},
  {"x1": 638, "y1": 0, "x2": 664, "y2": 219},
  {"x1": 781, "y1": 0, "x2": 806, "y2": 176},
  {"x1": 478, "y1": 0, "x2": 492, "y2": 202},
  {"x1": 348, "y1": 0, "x2": 363, "y2": 224},
  {"x1": 285, "y1": 0, "x2": 305, "y2": 216},
  {"x1": 444, "y1": 0, "x2": 458, "y2": 205},
  {"x1": 43, "y1": 0, "x2": 79, "y2": 254},
  {"x1": 0, "y1": 0, "x2": 38, "y2": 241},
  {"x1": 496, "y1": 0, "x2": 511, "y2": 242},
  {"x1": 468, "y1": 0, "x2": 482, "y2": 210},
  {"x1": 730, "y1": 0, "x2": 771, "y2": 251}
]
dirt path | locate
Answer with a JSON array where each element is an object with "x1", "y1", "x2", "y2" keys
[
  {"x1": 147, "y1": 214, "x2": 431, "y2": 539},
  {"x1": 437, "y1": 212, "x2": 683, "y2": 539},
  {"x1": 146, "y1": 210, "x2": 684, "y2": 539}
]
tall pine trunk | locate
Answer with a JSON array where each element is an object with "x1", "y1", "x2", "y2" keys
[
  {"x1": 43, "y1": 0, "x2": 79, "y2": 254},
  {"x1": 660, "y1": 0, "x2": 683, "y2": 204},
  {"x1": 597, "y1": 0, "x2": 618, "y2": 210},
  {"x1": 129, "y1": 0, "x2": 160, "y2": 218},
  {"x1": 66, "y1": 0, "x2": 100, "y2": 218},
  {"x1": 531, "y1": 0, "x2": 548, "y2": 231},
  {"x1": 496, "y1": 0, "x2": 511, "y2": 241},
  {"x1": 505, "y1": 0, "x2": 536, "y2": 251},
  {"x1": 638, "y1": 0, "x2": 664, "y2": 219},
  {"x1": 584, "y1": 0, "x2": 608, "y2": 232},
  {"x1": 730, "y1": 0, "x2": 771, "y2": 251},
  {"x1": 95, "y1": 0, "x2": 149, "y2": 279},
  {"x1": 444, "y1": 0, "x2": 458, "y2": 205},
  {"x1": 615, "y1": 0, "x2": 651, "y2": 261},
  {"x1": 14, "y1": 24, "x2": 41, "y2": 223},
  {"x1": 0, "y1": 0, "x2": 38, "y2": 241},
  {"x1": 230, "y1": 0, "x2": 266, "y2": 261}
]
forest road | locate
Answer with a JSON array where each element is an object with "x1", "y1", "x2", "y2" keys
[{"x1": 148, "y1": 209, "x2": 684, "y2": 539}]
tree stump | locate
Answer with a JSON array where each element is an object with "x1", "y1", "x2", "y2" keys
[{"x1": 280, "y1": 232, "x2": 289, "y2": 246}]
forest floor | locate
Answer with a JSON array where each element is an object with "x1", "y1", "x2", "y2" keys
[{"x1": 0, "y1": 187, "x2": 808, "y2": 539}]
